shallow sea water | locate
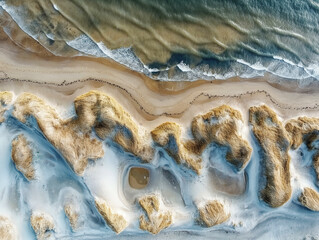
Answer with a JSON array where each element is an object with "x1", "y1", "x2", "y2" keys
[
  {"x1": 1, "y1": 0, "x2": 319, "y2": 82},
  {"x1": 0, "y1": 1, "x2": 319, "y2": 239}
]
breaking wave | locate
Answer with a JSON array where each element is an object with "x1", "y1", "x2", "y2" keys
[{"x1": 1, "y1": 0, "x2": 319, "y2": 84}]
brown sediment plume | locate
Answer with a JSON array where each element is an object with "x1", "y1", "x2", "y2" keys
[
  {"x1": 64, "y1": 204, "x2": 79, "y2": 231},
  {"x1": 186, "y1": 105, "x2": 252, "y2": 171},
  {"x1": 128, "y1": 167, "x2": 150, "y2": 189},
  {"x1": 198, "y1": 200, "x2": 230, "y2": 227},
  {"x1": 299, "y1": 187, "x2": 319, "y2": 211},
  {"x1": 94, "y1": 197, "x2": 127, "y2": 234},
  {"x1": 11, "y1": 134, "x2": 35, "y2": 180},
  {"x1": 30, "y1": 211, "x2": 55, "y2": 240},
  {"x1": 0, "y1": 216, "x2": 17, "y2": 240},
  {"x1": 12, "y1": 92, "x2": 104, "y2": 175},
  {"x1": 71, "y1": 90, "x2": 154, "y2": 162},
  {"x1": 139, "y1": 194, "x2": 172, "y2": 234},
  {"x1": 0, "y1": 91, "x2": 13, "y2": 123},
  {"x1": 249, "y1": 105, "x2": 291, "y2": 208},
  {"x1": 151, "y1": 122, "x2": 202, "y2": 174}
]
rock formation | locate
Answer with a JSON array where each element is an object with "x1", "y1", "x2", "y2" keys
[
  {"x1": 285, "y1": 117, "x2": 319, "y2": 149},
  {"x1": 11, "y1": 134, "x2": 35, "y2": 180},
  {"x1": 299, "y1": 187, "x2": 319, "y2": 211},
  {"x1": 151, "y1": 122, "x2": 202, "y2": 174},
  {"x1": 12, "y1": 93, "x2": 104, "y2": 175},
  {"x1": 285, "y1": 117, "x2": 319, "y2": 183},
  {"x1": 152, "y1": 105, "x2": 252, "y2": 174},
  {"x1": 139, "y1": 194, "x2": 172, "y2": 234},
  {"x1": 0, "y1": 216, "x2": 17, "y2": 240},
  {"x1": 249, "y1": 105, "x2": 291, "y2": 207},
  {"x1": 94, "y1": 197, "x2": 127, "y2": 234},
  {"x1": 71, "y1": 91, "x2": 154, "y2": 162},
  {"x1": 0, "y1": 91, "x2": 12, "y2": 123},
  {"x1": 186, "y1": 105, "x2": 252, "y2": 171},
  {"x1": 30, "y1": 211, "x2": 55, "y2": 240},
  {"x1": 198, "y1": 200, "x2": 230, "y2": 227},
  {"x1": 64, "y1": 204, "x2": 79, "y2": 231}
]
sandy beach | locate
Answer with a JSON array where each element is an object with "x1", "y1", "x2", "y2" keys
[
  {"x1": 1, "y1": 37, "x2": 319, "y2": 128},
  {"x1": 2, "y1": 27, "x2": 319, "y2": 240},
  {"x1": 2, "y1": 1, "x2": 319, "y2": 239}
]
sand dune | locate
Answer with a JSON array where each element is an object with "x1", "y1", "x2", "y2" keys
[{"x1": 1, "y1": 36, "x2": 319, "y2": 239}]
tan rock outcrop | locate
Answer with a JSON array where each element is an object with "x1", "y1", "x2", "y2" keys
[
  {"x1": 12, "y1": 93, "x2": 251, "y2": 177},
  {"x1": 12, "y1": 93, "x2": 104, "y2": 175},
  {"x1": 151, "y1": 122, "x2": 202, "y2": 174},
  {"x1": 30, "y1": 211, "x2": 55, "y2": 240},
  {"x1": 186, "y1": 105, "x2": 252, "y2": 171},
  {"x1": 249, "y1": 105, "x2": 291, "y2": 207},
  {"x1": 0, "y1": 91, "x2": 12, "y2": 123},
  {"x1": 94, "y1": 197, "x2": 127, "y2": 234},
  {"x1": 285, "y1": 117, "x2": 319, "y2": 183},
  {"x1": 285, "y1": 117, "x2": 319, "y2": 149},
  {"x1": 0, "y1": 216, "x2": 17, "y2": 240},
  {"x1": 139, "y1": 194, "x2": 172, "y2": 234},
  {"x1": 64, "y1": 204, "x2": 79, "y2": 231},
  {"x1": 11, "y1": 134, "x2": 35, "y2": 180},
  {"x1": 71, "y1": 91, "x2": 154, "y2": 162},
  {"x1": 299, "y1": 187, "x2": 319, "y2": 211},
  {"x1": 198, "y1": 200, "x2": 230, "y2": 227},
  {"x1": 313, "y1": 153, "x2": 319, "y2": 184},
  {"x1": 152, "y1": 106, "x2": 251, "y2": 174}
]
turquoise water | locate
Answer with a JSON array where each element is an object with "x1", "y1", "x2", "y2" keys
[{"x1": 1, "y1": 0, "x2": 319, "y2": 82}]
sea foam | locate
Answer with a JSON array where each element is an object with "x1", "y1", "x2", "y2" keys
[{"x1": 2, "y1": 0, "x2": 319, "y2": 84}]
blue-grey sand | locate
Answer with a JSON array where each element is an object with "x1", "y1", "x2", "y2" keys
[{"x1": 1, "y1": 1, "x2": 319, "y2": 240}]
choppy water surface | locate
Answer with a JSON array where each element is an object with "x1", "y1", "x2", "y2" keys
[{"x1": 1, "y1": 0, "x2": 319, "y2": 83}]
